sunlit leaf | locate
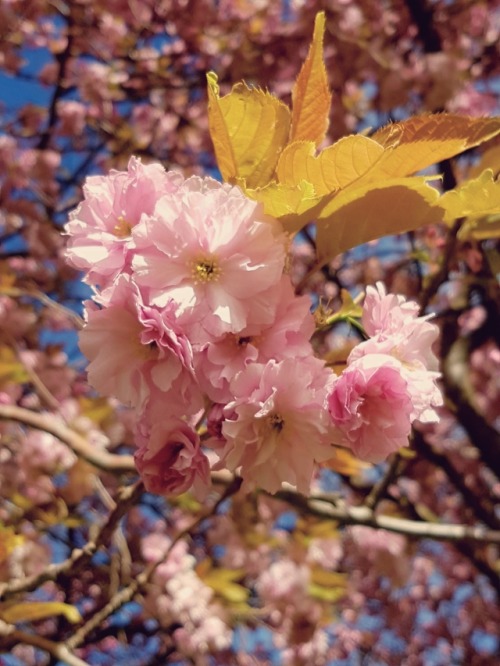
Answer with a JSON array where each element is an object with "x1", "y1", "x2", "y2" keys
[
  {"x1": 0, "y1": 524, "x2": 23, "y2": 565},
  {"x1": 308, "y1": 583, "x2": 346, "y2": 602},
  {"x1": 310, "y1": 567, "x2": 348, "y2": 588},
  {"x1": 322, "y1": 447, "x2": 370, "y2": 475},
  {"x1": 207, "y1": 72, "x2": 291, "y2": 188},
  {"x1": 468, "y1": 143, "x2": 500, "y2": 179},
  {"x1": 276, "y1": 136, "x2": 384, "y2": 193},
  {"x1": 362, "y1": 114, "x2": 500, "y2": 182},
  {"x1": 0, "y1": 601, "x2": 82, "y2": 624},
  {"x1": 78, "y1": 396, "x2": 114, "y2": 425},
  {"x1": 0, "y1": 346, "x2": 29, "y2": 385},
  {"x1": 197, "y1": 562, "x2": 249, "y2": 604},
  {"x1": 316, "y1": 178, "x2": 443, "y2": 262},
  {"x1": 245, "y1": 179, "x2": 322, "y2": 233},
  {"x1": 440, "y1": 169, "x2": 500, "y2": 224},
  {"x1": 290, "y1": 11, "x2": 331, "y2": 146}
]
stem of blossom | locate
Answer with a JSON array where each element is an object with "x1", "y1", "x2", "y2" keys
[
  {"x1": 0, "y1": 624, "x2": 90, "y2": 666},
  {"x1": 65, "y1": 476, "x2": 243, "y2": 651},
  {"x1": 0, "y1": 404, "x2": 136, "y2": 473}
]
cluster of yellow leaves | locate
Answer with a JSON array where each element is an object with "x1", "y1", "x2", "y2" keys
[{"x1": 207, "y1": 12, "x2": 500, "y2": 264}]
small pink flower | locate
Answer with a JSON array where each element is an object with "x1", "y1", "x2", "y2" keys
[
  {"x1": 359, "y1": 281, "x2": 440, "y2": 371},
  {"x1": 350, "y1": 282, "x2": 443, "y2": 423},
  {"x1": 65, "y1": 157, "x2": 182, "y2": 287},
  {"x1": 135, "y1": 418, "x2": 211, "y2": 499},
  {"x1": 216, "y1": 357, "x2": 334, "y2": 493},
  {"x1": 79, "y1": 276, "x2": 201, "y2": 416},
  {"x1": 132, "y1": 176, "x2": 286, "y2": 342},
  {"x1": 328, "y1": 354, "x2": 413, "y2": 462}
]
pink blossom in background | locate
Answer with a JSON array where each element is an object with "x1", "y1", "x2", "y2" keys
[
  {"x1": 132, "y1": 175, "x2": 287, "y2": 342},
  {"x1": 65, "y1": 157, "x2": 182, "y2": 287},
  {"x1": 327, "y1": 353, "x2": 413, "y2": 462},
  {"x1": 216, "y1": 357, "x2": 334, "y2": 493},
  {"x1": 134, "y1": 417, "x2": 211, "y2": 499}
]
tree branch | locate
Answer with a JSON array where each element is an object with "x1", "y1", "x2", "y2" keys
[
  {"x1": 0, "y1": 404, "x2": 135, "y2": 473},
  {"x1": 271, "y1": 490, "x2": 500, "y2": 545},
  {"x1": 0, "y1": 623, "x2": 90, "y2": 666}
]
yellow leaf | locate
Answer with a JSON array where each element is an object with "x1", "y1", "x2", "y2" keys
[
  {"x1": 459, "y1": 216, "x2": 500, "y2": 241},
  {"x1": 290, "y1": 11, "x2": 331, "y2": 146},
  {"x1": 364, "y1": 114, "x2": 500, "y2": 182},
  {"x1": 468, "y1": 143, "x2": 500, "y2": 179},
  {"x1": 276, "y1": 136, "x2": 384, "y2": 193},
  {"x1": 322, "y1": 447, "x2": 370, "y2": 476},
  {"x1": 207, "y1": 72, "x2": 291, "y2": 188},
  {"x1": 308, "y1": 583, "x2": 346, "y2": 603},
  {"x1": 440, "y1": 169, "x2": 500, "y2": 223},
  {"x1": 245, "y1": 179, "x2": 322, "y2": 233},
  {"x1": 0, "y1": 346, "x2": 29, "y2": 385},
  {"x1": 310, "y1": 567, "x2": 348, "y2": 588},
  {"x1": 0, "y1": 525, "x2": 23, "y2": 565},
  {"x1": 316, "y1": 178, "x2": 443, "y2": 262},
  {"x1": 78, "y1": 396, "x2": 114, "y2": 425},
  {"x1": 0, "y1": 601, "x2": 81, "y2": 624},
  {"x1": 198, "y1": 564, "x2": 249, "y2": 604}
]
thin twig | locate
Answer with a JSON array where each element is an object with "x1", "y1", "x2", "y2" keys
[
  {"x1": 0, "y1": 482, "x2": 143, "y2": 600},
  {"x1": 65, "y1": 476, "x2": 243, "y2": 650}
]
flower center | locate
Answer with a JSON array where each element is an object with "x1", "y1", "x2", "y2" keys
[
  {"x1": 113, "y1": 215, "x2": 132, "y2": 238},
  {"x1": 191, "y1": 257, "x2": 221, "y2": 283},
  {"x1": 237, "y1": 336, "x2": 253, "y2": 346},
  {"x1": 268, "y1": 413, "x2": 285, "y2": 433}
]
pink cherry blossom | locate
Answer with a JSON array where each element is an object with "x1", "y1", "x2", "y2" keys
[
  {"x1": 132, "y1": 176, "x2": 287, "y2": 342},
  {"x1": 195, "y1": 276, "x2": 315, "y2": 403},
  {"x1": 215, "y1": 357, "x2": 334, "y2": 493},
  {"x1": 327, "y1": 353, "x2": 413, "y2": 462},
  {"x1": 79, "y1": 275, "x2": 201, "y2": 416},
  {"x1": 134, "y1": 417, "x2": 211, "y2": 499},
  {"x1": 349, "y1": 282, "x2": 443, "y2": 423},
  {"x1": 360, "y1": 281, "x2": 440, "y2": 370},
  {"x1": 65, "y1": 157, "x2": 182, "y2": 288}
]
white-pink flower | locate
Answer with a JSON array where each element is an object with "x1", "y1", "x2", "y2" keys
[
  {"x1": 134, "y1": 418, "x2": 211, "y2": 499},
  {"x1": 195, "y1": 276, "x2": 315, "y2": 403},
  {"x1": 215, "y1": 357, "x2": 334, "y2": 493},
  {"x1": 65, "y1": 157, "x2": 182, "y2": 287},
  {"x1": 79, "y1": 275, "x2": 201, "y2": 417},
  {"x1": 349, "y1": 282, "x2": 443, "y2": 423},
  {"x1": 359, "y1": 281, "x2": 440, "y2": 371},
  {"x1": 327, "y1": 353, "x2": 413, "y2": 462},
  {"x1": 132, "y1": 176, "x2": 287, "y2": 342}
]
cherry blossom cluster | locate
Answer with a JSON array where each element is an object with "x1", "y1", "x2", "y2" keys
[{"x1": 65, "y1": 157, "x2": 442, "y2": 497}]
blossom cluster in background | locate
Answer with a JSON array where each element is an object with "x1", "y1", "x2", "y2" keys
[{"x1": 65, "y1": 157, "x2": 442, "y2": 497}]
